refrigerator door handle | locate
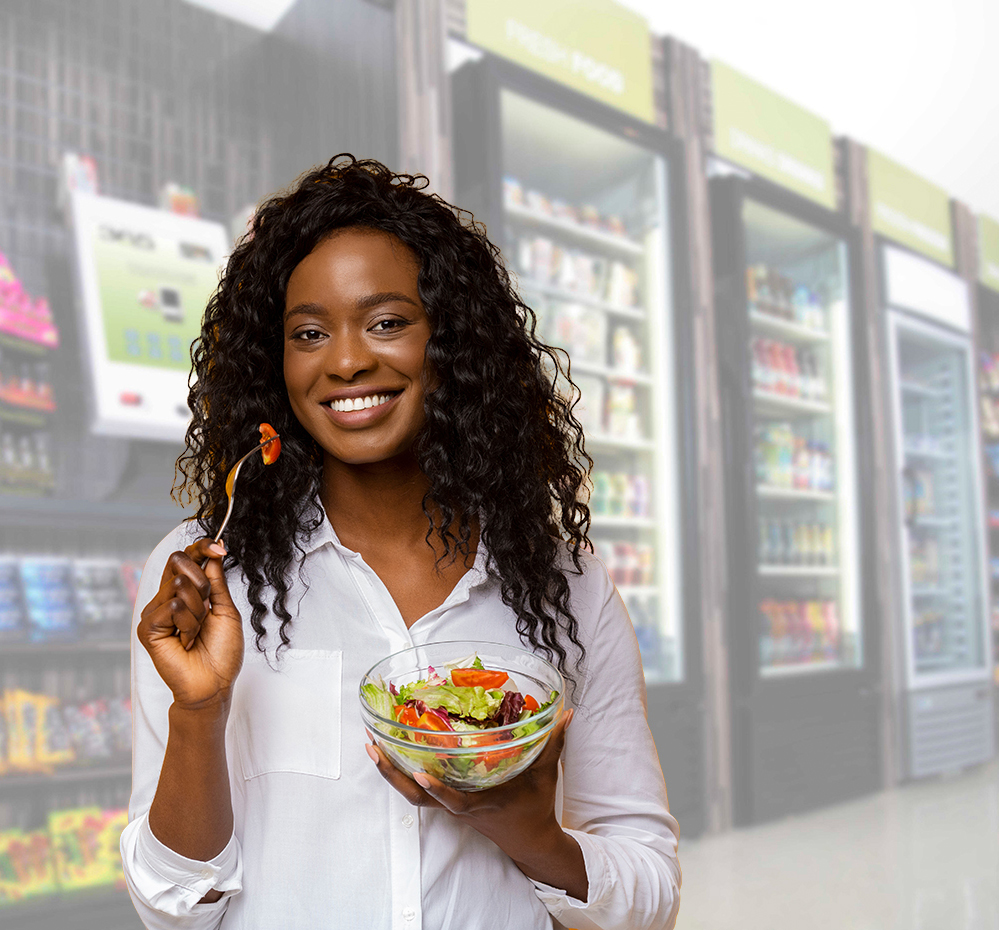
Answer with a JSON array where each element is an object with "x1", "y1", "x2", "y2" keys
[{"x1": 901, "y1": 466, "x2": 919, "y2": 529}]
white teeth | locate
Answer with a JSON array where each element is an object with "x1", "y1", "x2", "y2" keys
[{"x1": 328, "y1": 393, "x2": 394, "y2": 413}]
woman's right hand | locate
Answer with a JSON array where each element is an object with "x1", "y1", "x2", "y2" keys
[{"x1": 137, "y1": 537, "x2": 244, "y2": 712}]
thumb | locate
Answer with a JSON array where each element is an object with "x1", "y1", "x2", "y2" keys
[
  {"x1": 203, "y1": 551, "x2": 237, "y2": 614},
  {"x1": 539, "y1": 708, "x2": 574, "y2": 765}
]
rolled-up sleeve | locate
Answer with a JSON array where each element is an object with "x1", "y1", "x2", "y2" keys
[
  {"x1": 121, "y1": 524, "x2": 244, "y2": 929},
  {"x1": 531, "y1": 552, "x2": 682, "y2": 930}
]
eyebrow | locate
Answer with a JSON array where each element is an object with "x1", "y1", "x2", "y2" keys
[{"x1": 284, "y1": 292, "x2": 419, "y2": 321}]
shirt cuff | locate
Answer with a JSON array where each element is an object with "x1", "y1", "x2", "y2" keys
[
  {"x1": 124, "y1": 811, "x2": 243, "y2": 917},
  {"x1": 529, "y1": 828, "x2": 613, "y2": 915}
]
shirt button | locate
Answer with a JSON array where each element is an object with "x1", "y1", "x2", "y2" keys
[
  {"x1": 402, "y1": 814, "x2": 414, "y2": 827},
  {"x1": 402, "y1": 906, "x2": 416, "y2": 920},
  {"x1": 199, "y1": 868, "x2": 214, "y2": 881}
]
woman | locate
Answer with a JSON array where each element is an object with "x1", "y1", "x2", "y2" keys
[{"x1": 121, "y1": 155, "x2": 681, "y2": 930}]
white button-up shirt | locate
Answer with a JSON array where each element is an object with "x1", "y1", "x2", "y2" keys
[{"x1": 121, "y1": 515, "x2": 681, "y2": 930}]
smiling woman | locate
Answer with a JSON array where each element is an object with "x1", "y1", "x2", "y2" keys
[{"x1": 122, "y1": 154, "x2": 681, "y2": 930}]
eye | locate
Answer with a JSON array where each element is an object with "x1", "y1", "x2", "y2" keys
[
  {"x1": 291, "y1": 328, "x2": 326, "y2": 342},
  {"x1": 371, "y1": 318, "x2": 407, "y2": 332}
]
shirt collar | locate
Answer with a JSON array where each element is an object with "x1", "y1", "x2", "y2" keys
[{"x1": 300, "y1": 498, "x2": 491, "y2": 590}]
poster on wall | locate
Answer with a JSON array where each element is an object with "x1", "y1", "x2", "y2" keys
[{"x1": 69, "y1": 191, "x2": 228, "y2": 442}]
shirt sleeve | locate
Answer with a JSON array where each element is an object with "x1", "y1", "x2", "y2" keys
[
  {"x1": 120, "y1": 522, "x2": 245, "y2": 929},
  {"x1": 529, "y1": 551, "x2": 682, "y2": 930}
]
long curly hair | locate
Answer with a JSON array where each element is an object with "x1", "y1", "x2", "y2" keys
[{"x1": 174, "y1": 154, "x2": 593, "y2": 679}]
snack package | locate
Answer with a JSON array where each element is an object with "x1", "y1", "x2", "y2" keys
[
  {"x1": 63, "y1": 700, "x2": 112, "y2": 760},
  {"x1": 4, "y1": 689, "x2": 43, "y2": 772},
  {"x1": 4, "y1": 829, "x2": 57, "y2": 899},
  {"x1": 72, "y1": 559, "x2": 132, "y2": 640},
  {"x1": 20, "y1": 558, "x2": 76, "y2": 642},
  {"x1": 97, "y1": 808, "x2": 129, "y2": 890},
  {"x1": 0, "y1": 829, "x2": 26, "y2": 905},
  {"x1": 36, "y1": 693, "x2": 75, "y2": 769},
  {"x1": 0, "y1": 557, "x2": 26, "y2": 641},
  {"x1": 49, "y1": 806, "x2": 110, "y2": 890}
]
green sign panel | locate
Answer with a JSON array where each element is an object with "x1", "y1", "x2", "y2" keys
[
  {"x1": 710, "y1": 60, "x2": 835, "y2": 209},
  {"x1": 867, "y1": 149, "x2": 953, "y2": 267},
  {"x1": 979, "y1": 215, "x2": 999, "y2": 292},
  {"x1": 465, "y1": 0, "x2": 654, "y2": 124}
]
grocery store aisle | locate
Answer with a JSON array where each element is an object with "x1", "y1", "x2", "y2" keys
[{"x1": 675, "y1": 759, "x2": 999, "y2": 930}]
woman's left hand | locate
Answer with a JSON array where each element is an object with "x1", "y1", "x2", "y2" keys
[{"x1": 366, "y1": 709, "x2": 587, "y2": 901}]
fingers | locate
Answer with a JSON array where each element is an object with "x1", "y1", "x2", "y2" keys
[{"x1": 366, "y1": 740, "x2": 443, "y2": 809}]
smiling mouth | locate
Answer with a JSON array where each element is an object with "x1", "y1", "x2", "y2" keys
[{"x1": 323, "y1": 391, "x2": 401, "y2": 413}]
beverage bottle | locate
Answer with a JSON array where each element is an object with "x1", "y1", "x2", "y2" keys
[
  {"x1": 609, "y1": 472, "x2": 628, "y2": 516},
  {"x1": 793, "y1": 521, "x2": 807, "y2": 565},
  {"x1": 793, "y1": 436, "x2": 809, "y2": 489},
  {"x1": 751, "y1": 337, "x2": 764, "y2": 389},
  {"x1": 784, "y1": 343, "x2": 801, "y2": 397},
  {"x1": 592, "y1": 470, "x2": 610, "y2": 515},
  {"x1": 799, "y1": 349, "x2": 815, "y2": 400},
  {"x1": 767, "y1": 339, "x2": 787, "y2": 394},
  {"x1": 768, "y1": 517, "x2": 783, "y2": 565},
  {"x1": 812, "y1": 352, "x2": 827, "y2": 402},
  {"x1": 808, "y1": 440, "x2": 821, "y2": 491},
  {"x1": 759, "y1": 517, "x2": 771, "y2": 565},
  {"x1": 632, "y1": 474, "x2": 650, "y2": 519},
  {"x1": 823, "y1": 443, "x2": 835, "y2": 492},
  {"x1": 746, "y1": 266, "x2": 758, "y2": 313},
  {"x1": 782, "y1": 520, "x2": 797, "y2": 565},
  {"x1": 823, "y1": 523, "x2": 835, "y2": 566},
  {"x1": 824, "y1": 600, "x2": 840, "y2": 658},
  {"x1": 779, "y1": 423, "x2": 794, "y2": 487}
]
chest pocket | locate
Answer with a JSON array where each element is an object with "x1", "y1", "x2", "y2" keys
[{"x1": 234, "y1": 648, "x2": 343, "y2": 780}]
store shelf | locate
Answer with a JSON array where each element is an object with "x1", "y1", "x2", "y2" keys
[
  {"x1": 505, "y1": 202, "x2": 645, "y2": 256},
  {"x1": 0, "y1": 495, "x2": 193, "y2": 530},
  {"x1": 760, "y1": 659, "x2": 847, "y2": 678},
  {"x1": 0, "y1": 760, "x2": 131, "y2": 793},
  {"x1": 569, "y1": 359, "x2": 652, "y2": 385},
  {"x1": 518, "y1": 279, "x2": 646, "y2": 320},
  {"x1": 758, "y1": 565, "x2": 839, "y2": 577},
  {"x1": 618, "y1": 584, "x2": 659, "y2": 597},
  {"x1": 0, "y1": 639, "x2": 129, "y2": 656},
  {"x1": 903, "y1": 444, "x2": 951, "y2": 461},
  {"x1": 910, "y1": 585, "x2": 948, "y2": 598},
  {"x1": 757, "y1": 485, "x2": 836, "y2": 502},
  {"x1": 587, "y1": 433, "x2": 655, "y2": 451},
  {"x1": 0, "y1": 885, "x2": 141, "y2": 930},
  {"x1": 591, "y1": 514, "x2": 655, "y2": 529},
  {"x1": 752, "y1": 389, "x2": 831, "y2": 416},
  {"x1": 901, "y1": 380, "x2": 945, "y2": 398},
  {"x1": 748, "y1": 310, "x2": 830, "y2": 343}
]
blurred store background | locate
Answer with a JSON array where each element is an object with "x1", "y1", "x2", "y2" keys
[{"x1": 0, "y1": 0, "x2": 995, "y2": 927}]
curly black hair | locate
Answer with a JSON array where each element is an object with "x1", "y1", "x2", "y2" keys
[{"x1": 174, "y1": 154, "x2": 593, "y2": 679}]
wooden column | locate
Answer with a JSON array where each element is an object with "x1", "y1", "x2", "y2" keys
[
  {"x1": 840, "y1": 138, "x2": 902, "y2": 787},
  {"x1": 395, "y1": 0, "x2": 454, "y2": 200},
  {"x1": 664, "y1": 36, "x2": 732, "y2": 833}
]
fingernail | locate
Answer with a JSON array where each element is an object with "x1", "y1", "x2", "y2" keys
[
  {"x1": 365, "y1": 744, "x2": 379, "y2": 763},
  {"x1": 208, "y1": 543, "x2": 226, "y2": 556},
  {"x1": 413, "y1": 772, "x2": 431, "y2": 788}
]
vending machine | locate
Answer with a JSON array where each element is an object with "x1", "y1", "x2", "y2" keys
[
  {"x1": 880, "y1": 243, "x2": 995, "y2": 778},
  {"x1": 450, "y1": 53, "x2": 705, "y2": 834},
  {"x1": 711, "y1": 173, "x2": 882, "y2": 825}
]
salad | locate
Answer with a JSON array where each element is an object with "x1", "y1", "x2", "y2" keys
[{"x1": 361, "y1": 654, "x2": 559, "y2": 786}]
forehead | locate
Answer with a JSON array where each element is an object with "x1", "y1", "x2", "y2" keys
[{"x1": 286, "y1": 228, "x2": 418, "y2": 295}]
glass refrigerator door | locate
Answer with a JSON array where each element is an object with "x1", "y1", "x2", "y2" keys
[
  {"x1": 498, "y1": 89, "x2": 682, "y2": 683},
  {"x1": 743, "y1": 200, "x2": 863, "y2": 676},
  {"x1": 888, "y1": 312, "x2": 989, "y2": 685}
]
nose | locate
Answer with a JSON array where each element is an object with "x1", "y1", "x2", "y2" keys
[{"x1": 326, "y1": 327, "x2": 375, "y2": 381}]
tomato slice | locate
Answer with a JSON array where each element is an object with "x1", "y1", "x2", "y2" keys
[
  {"x1": 450, "y1": 668, "x2": 509, "y2": 689},
  {"x1": 523, "y1": 694, "x2": 539, "y2": 712},
  {"x1": 396, "y1": 705, "x2": 419, "y2": 727},
  {"x1": 258, "y1": 422, "x2": 281, "y2": 464},
  {"x1": 477, "y1": 730, "x2": 523, "y2": 768},
  {"x1": 415, "y1": 711, "x2": 458, "y2": 748}
]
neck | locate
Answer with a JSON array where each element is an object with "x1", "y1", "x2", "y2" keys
[{"x1": 319, "y1": 453, "x2": 476, "y2": 556}]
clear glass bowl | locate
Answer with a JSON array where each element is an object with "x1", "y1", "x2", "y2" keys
[{"x1": 359, "y1": 640, "x2": 565, "y2": 791}]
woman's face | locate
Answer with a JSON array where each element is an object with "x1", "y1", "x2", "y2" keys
[{"x1": 283, "y1": 227, "x2": 433, "y2": 468}]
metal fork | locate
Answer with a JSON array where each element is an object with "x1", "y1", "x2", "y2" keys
[{"x1": 199, "y1": 433, "x2": 281, "y2": 568}]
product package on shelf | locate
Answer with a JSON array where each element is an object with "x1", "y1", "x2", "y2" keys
[
  {"x1": 544, "y1": 301, "x2": 607, "y2": 364},
  {"x1": 503, "y1": 176, "x2": 631, "y2": 240},
  {"x1": 20, "y1": 558, "x2": 76, "y2": 642},
  {"x1": 0, "y1": 829, "x2": 58, "y2": 904},
  {"x1": 758, "y1": 517, "x2": 835, "y2": 567},
  {"x1": 754, "y1": 421, "x2": 835, "y2": 492},
  {"x1": 590, "y1": 470, "x2": 650, "y2": 518},
  {"x1": 0, "y1": 252, "x2": 60, "y2": 498},
  {"x1": 750, "y1": 337, "x2": 827, "y2": 401},
  {"x1": 0, "y1": 688, "x2": 131, "y2": 776},
  {"x1": 71, "y1": 559, "x2": 134, "y2": 640},
  {"x1": 746, "y1": 263, "x2": 827, "y2": 331},
  {"x1": 0, "y1": 558, "x2": 25, "y2": 641},
  {"x1": 759, "y1": 598, "x2": 841, "y2": 667}
]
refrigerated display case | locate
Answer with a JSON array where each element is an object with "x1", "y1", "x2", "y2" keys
[
  {"x1": 450, "y1": 53, "x2": 705, "y2": 835},
  {"x1": 880, "y1": 243, "x2": 995, "y2": 779},
  {"x1": 711, "y1": 174, "x2": 881, "y2": 825}
]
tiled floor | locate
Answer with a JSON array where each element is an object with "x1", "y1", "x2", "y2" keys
[{"x1": 676, "y1": 759, "x2": 999, "y2": 930}]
